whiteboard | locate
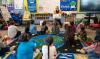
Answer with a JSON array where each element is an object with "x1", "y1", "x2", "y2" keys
[
  {"x1": 14, "y1": 0, "x2": 23, "y2": 9},
  {"x1": 38, "y1": 0, "x2": 60, "y2": 13}
]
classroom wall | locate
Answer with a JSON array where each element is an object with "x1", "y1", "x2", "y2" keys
[
  {"x1": 14, "y1": 0, "x2": 23, "y2": 9},
  {"x1": 37, "y1": 0, "x2": 60, "y2": 13},
  {"x1": 76, "y1": 14, "x2": 85, "y2": 19},
  {"x1": 0, "y1": 0, "x2": 2, "y2": 5},
  {"x1": 96, "y1": 14, "x2": 100, "y2": 19}
]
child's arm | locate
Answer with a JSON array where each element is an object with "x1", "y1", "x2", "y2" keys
[{"x1": 83, "y1": 44, "x2": 95, "y2": 51}]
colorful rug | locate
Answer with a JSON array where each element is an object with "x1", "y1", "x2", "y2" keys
[{"x1": 30, "y1": 35, "x2": 64, "y2": 49}]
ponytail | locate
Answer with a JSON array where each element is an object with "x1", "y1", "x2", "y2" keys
[{"x1": 48, "y1": 45, "x2": 49, "y2": 59}]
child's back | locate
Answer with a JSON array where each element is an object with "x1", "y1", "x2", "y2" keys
[
  {"x1": 42, "y1": 45, "x2": 57, "y2": 59},
  {"x1": 52, "y1": 22, "x2": 60, "y2": 35}
]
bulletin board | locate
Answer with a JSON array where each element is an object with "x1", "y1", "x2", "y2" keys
[
  {"x1": 14, "y1": 0, "x2": 23, "y2": 9},
  {"x1": 60, "y1": 0, "x2": 77, "y2": 11},
  {"x1": 27, "y1": 0, "x2": 37, "y2": 12}
]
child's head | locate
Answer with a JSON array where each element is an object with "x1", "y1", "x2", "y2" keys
[
  {"x1": 45, "y1": 36, "x2": 53, "y2": 46},
  {"x1": 31, "y1": 20, "x2": 34, "y2": 24},
  {"x1": 95, "y1": 35, "x2": 100, "y2": 42},
  {"x1": 96, "y1": 30, "x2": 100, "y2": 35},
  {"x1": 42, "y1": 21, "x2": 46, "y2": 26},
  {"x1": 80, "y1": 26, "x2": 85, "y2": 31},
  {"x1": 9, "y1": 20, "x2": 15, "y2": 25},
  {"x1": 70, "y1": 21, "x2": 74, "y2": 26},
  {"x1": 22, "y1": 33, "x2": 30, "y2": 42},
  {"x1": 53, "y1": 22, "x2": 58, "y2": 26},
  {"x1": 3, "y1": 35, "x2": 10, "y2": 42}
]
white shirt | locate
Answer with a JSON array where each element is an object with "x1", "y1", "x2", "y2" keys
[
  {"x1": 53, "y1": 14, "x2": 61, "y2": 19},
  {"x1": 8, "y1": 25, "x2": 19, "y2": 39},
  {"x1": 42, "y1": 45, "x2": 57, "y2": 59}
]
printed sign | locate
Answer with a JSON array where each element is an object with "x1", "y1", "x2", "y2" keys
[
  {"x1": 60, "y1": 0, "x2": 77, "y2": 11},
  {"x1": 27, "y1": 0, "x2": 36, "y2": 12},
  {"x1": 14, "y1": 0, "x2": 23, "y2": 9}
]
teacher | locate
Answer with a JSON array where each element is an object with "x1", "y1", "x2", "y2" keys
[{"x1": 53, "y1": 6, "x2": 62, "y2": 27}]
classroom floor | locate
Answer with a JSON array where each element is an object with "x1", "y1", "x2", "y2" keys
[{"x1": 75, "y1": 54, "x2": 88, "y2": 59}]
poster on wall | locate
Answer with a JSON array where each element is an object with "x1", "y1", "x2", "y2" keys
[
  {"x1": 27, "y1": 0, "x2": 36, "y2": 12},
  {"x1": 60, "y1": 0, "x2": 77, "y2": 11},
  {"x1": 7, "y1": 4, "x2": 14, "y2": 13},
  {"x1": 38, "y1": 0, "x2": 60, "y2": 13},
  {"x1": 14, "y1": 0, "x2": 23, "y2": 9}
]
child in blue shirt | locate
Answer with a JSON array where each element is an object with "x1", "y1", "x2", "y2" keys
[{"x1": 17, "y1": 33, "x2": 36, "y2": 59}]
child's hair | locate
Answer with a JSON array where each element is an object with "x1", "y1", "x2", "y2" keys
[
  {"x1": 96, "y1": 29, "x2": 100, "y2": 35},
  {"x1": 53, "y1": 21, "x2": 58, "y2": 26},
  {"x1": 21, "y1": 33, "x2": 30, "y2": 42},
  {"x1": 25, "y1": 22, "x2": 30, "y2": 33},
  {"x1": 31, "y1": 20, "x2": 34, "y2": 24},
  {"x1": 81, "y1": 26, "x2": 85, "y2": 31},
  {"x1": 42, "y1": 21, "x2": 46, "y2": 26},
  {"x1": 67, "y1": 26, "x2": 72, "y2": 33},
  {"x1": 3, "y1": 35, "x2": 10, "y2": 42},
  {"x1": 9, "y1": 20, "x2": 15, "y2": 25},
  {"x1": 45, "y1": 36, "x2": 53, "y2": 46},
  {"x1": 95, "y1": 34, "x2": 100, "y2": 42},
  {"x1": 70, "y1": 21, "x2": 74, "y2": 26}
]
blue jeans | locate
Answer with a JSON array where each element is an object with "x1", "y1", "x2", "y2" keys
[{"x1": 88, "y1": 51, "x2": 100, "y2": 59}]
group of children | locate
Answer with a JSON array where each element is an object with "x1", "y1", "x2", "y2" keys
[
  {"x1": 17, "y1": 21, "x2": 100, "y2": 59},
  {"x1": 17, "y1": 18, "x2": 100, "y2": 59},
  {"x1": 24, "y1": 20, "x2": 61, "y2": 36},
  {"x1": 0, "y1": 17, "x2": 100, "y2": 59},
  {"x1": 16, "y1": 33, "x2": 57, "y2": 59},
  {"x1": 83, "y1": 31, "x2": 100, "y2": 59}
]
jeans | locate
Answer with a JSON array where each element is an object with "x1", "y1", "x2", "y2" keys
[
  {"x1": 88, "y1": 51, "x2": 100, "y2": 59},
  {"x1": 0, "y1": 47, "x2": 10, "y2": 56},
  {"x1": 55, "y1": 18, "x2": 62, "y2": 27}
]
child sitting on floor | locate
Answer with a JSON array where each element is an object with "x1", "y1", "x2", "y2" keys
[
  {"x1": 42, "y1": 36, "x2": 57, "y2": 59},
  {"x1": 29, "y1": 20, "x2": 37, "y2": 36},
  {"x1": 0, "y1": 35, "x2": 11, "y2": 56},
  {"x1": 83, "y1": 34, "x2": 100, "y2": 59},
  {"x1": 76, "y1": 21, "x2": 85, "y2": 32},
  {"x1": 51, "y1": 22, "x2": 60, "y2": 35},
  {"x1": 78, "y1": 27, "x2": 87, "y2": 41},
  {"x1": 40, "y1": 21, "x2": 48, "y2": 35}
]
